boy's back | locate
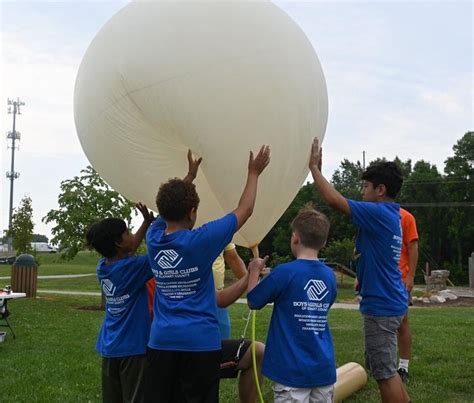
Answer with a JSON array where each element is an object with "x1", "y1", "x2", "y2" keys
[
  {"x1": 96, "y1": 255, "x2": 152, "y2": 357},
  {"x1": 348, "y1": 200, "x2": 407, "y2": 316},
  {"x1": 247, "y1": 259, "x2": 337, "y2": 388},
  {"x1": 146, "y1": 213, "x2": 237, "y2": 351}
]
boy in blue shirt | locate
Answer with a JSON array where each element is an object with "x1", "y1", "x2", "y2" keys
[
  {"x1": 145, "y1": 147, "x2": 270, "y2": 402},
  {"x1": 247, "y1": 206, "x2": 337, "y2": 402},
  {"x1": 309, "y1": 137, "x2": 410, "y2": 402},
  {"x1": 86, "y1": 203, "x2": 155, "y2": 403}
]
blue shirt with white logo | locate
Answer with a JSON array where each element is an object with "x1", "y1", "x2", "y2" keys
[
  {"x1": 96, "y1": 255, "x2": 153, "y2": 357},
  {"x1": 146, "y1": 213, "x2": 237, "y2": 351},
  {"x1": 348, "y1": 199, "x2": 408, "y2": 316},
  {"x1": 247, "y1": 260, "x2": 337, "y2": 388}
]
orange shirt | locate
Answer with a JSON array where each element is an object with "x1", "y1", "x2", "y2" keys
[
  {"x1": 146, "y1": 278, "x2": 156, "y2": 318},
  {"x1": 399, "y1": 208, "x2": 419, "y2": 279}
]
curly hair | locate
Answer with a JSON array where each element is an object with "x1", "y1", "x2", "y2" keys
[
  {"x1": 362, "y1": 161, "x2": 403, "y2": 198},
  {"x1": 156, "y1": 178, "x2": 200, "y2": 222},
  {"x1": 86, "y1": 218, "x2": 126, "y2": 258},
  {"x1": 291, "y1": 204, "x2": 330, "y2": 250}
]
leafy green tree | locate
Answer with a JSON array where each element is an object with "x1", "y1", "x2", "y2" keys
[
  {"x1": 321, "y1": 238, "x2": 355, "y2": 267},
  {"x1": 43, "y1": 166, "x2": 135, "y2": 260},
  {"x1": 32, "y1": 234, "x2": 48, "y2": 243},
  {"x1": 443, "y1": 132, "x2": 474, "y2": 282},
  {"x1": 7, "y1": 196, "x2": 34, "y2": 254}
]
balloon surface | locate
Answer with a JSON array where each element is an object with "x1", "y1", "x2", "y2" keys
[{"x1": 74, "y1": 0, "x2": 328, "y2": 247}]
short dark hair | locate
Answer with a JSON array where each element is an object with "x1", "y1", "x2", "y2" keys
[
  {"x1": 86, "y1": 218, "x2": 126, "y2": 258},
  {"x1": 156, "y1": 178, "x2": 200, "y2": 222},
  {"x1": 291, "y1": 205, "x2": 330, "y2": 250},
  {"x1": 362, "y1": 162, "x2": 403, "y2": 198}
]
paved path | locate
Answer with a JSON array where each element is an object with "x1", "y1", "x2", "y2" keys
[
  {"x1": 36, "y1": 290, "x2": 361, "y2": 309},
  {"x1": 0, "y1": 273, "x2": 95, "y2": 280},
  {"x1": 38, "y1": 289, "x2": 101, "y2": 297}
]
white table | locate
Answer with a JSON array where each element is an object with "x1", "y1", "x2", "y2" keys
[
  {"x1": 0, "y1": 291, "x2": 25, "y2": 339},
  {"x1": 0, "y1": 291, "x2": 27, "y2": 302}
]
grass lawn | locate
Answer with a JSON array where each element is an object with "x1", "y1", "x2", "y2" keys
[
  {"x1": 1, "y1": 294, "x2": 473, "y2": 402},
  {"x1": 0, "y1": 251, "x2": 99, "y2": 278}
]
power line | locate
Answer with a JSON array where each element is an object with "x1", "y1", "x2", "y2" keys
[
  {"x1": 401, "y1": 202, "x2": 473, "y2": 207},
  {"x1": 403, "y1": 179, "x2": 471, "y2": 185}
]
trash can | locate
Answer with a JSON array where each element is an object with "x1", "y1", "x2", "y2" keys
[{"x1": 11, "y1": 254, "x2": 38, "y2": 297}]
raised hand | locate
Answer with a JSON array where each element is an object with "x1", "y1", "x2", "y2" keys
[
  {"x1": 135, "y1": 202, "x2": 154, "y2": 224},
  {"x1": 248, "y1": 145, "x2": 270, "y2": 176},
  {"x1": 187, "y1": 149, "x2": 203, "y2": 180},
  {"x1": 309, "y1": 137, "x2": 322, "y2": 172},
  {"x1": 248, "y1": 255, "x2": 269, "y2": 275}
]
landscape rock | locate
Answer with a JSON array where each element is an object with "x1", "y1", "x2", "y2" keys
[{"x1": 429, "y1": 295, "x2": 446, "y2": 303}]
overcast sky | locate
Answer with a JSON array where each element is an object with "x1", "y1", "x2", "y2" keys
[{"x1": 0, "y1": 0, "x2": 472, "y2": 241}]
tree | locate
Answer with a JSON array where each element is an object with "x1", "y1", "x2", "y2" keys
[
  {"x1": 443, "y1": 132, "x2": 474, "y2": 282},
  {"x1": 7, "y1": 196, "x2": 34, "y2": 254},
  {"x1": 43, "y1": 166, "x2": 135, "y2": 260},
  {"x1": 32, "y1": 234, "x2": 48, "y2": 243}
]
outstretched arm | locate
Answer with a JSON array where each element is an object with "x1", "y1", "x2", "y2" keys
[
  {"x1": 233, "y1": 146, "x2": 271, "y2": 230},
  {"x1": 183, "y1": 149, "x2": 203, "y2": 183},
  {"x1": 309, "y1": 137, "x2": 350, "y2": 216},
  {"x1": 216, "y1": 273, "x2": 249, "y2": 308},
  {"x1": 224, "y1": 247, "x2": 247, "y2": 279},
  {"x1": 246, "y1": 256, "x2": 269, "y2": 296},
  {"x1": 131, "y1": 202, "x2": 154, "y2": 254}
]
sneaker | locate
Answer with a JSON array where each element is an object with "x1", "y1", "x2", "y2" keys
[{"x1": 398, "y1": 368, "x2": 409, "y2": 384}]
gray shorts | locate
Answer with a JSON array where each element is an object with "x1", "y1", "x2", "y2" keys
[
  {"x1": 272, "y1": 382, "x2": 334, "y2": 403},
  {"x1": 363, "y1": 314, "x2": 403, "y2": 380}
]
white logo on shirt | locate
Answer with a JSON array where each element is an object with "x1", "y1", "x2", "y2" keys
[
  {"x1": 304, "y1": 279, "x2": 329, "y2": 301},
  {"x1": 101, "y1": 279, "x2": 116, "y2": 297},
  {"x1": 155, "y1": 249, "x2": 183, "y2": 269}
]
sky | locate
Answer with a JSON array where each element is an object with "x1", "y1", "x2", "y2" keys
[{"x1": 0, "y1": 0, "x2": 472, "y2": 241}]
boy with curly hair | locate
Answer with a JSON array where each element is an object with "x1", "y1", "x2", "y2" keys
[{"x1": 145, "y1": 147, "x2": 270, "y2": 402}]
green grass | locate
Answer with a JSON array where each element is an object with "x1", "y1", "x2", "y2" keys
[
  {"x1": 0, "y1": 251, "x2": 99, "y2": 278},
  {"x1": 37, "y1": 276, "x2": 100, "y2": 292},
  {"x1": 1, "y1": 294, "x2": 473, "y2": 402}
]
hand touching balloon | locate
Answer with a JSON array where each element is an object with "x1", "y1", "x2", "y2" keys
[
  {"x1": 248, "y1": 145, "x2": 270, "y2": 176},
  {"x1": 309, "y1": 137, "x2": 322, "y2": 174},
  {"x1": 184, "y1": 149, "x2": 203, "y2": 182},
  {"x1": 234, "y1": 145, "x2": 271, "y2": 231}
]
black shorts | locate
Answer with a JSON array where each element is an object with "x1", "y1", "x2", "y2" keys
[
  {"x1": 145, "y1": 348, "x2": 221, "y2": 403},
  {"x1": 220, "y1": 339, "x2": 251, "y2": 379},
  {"x1": 102, "y1": 354, "x2": 147, "y2": 403}
]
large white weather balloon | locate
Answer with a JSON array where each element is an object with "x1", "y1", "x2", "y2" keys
[{"x1": 74, "y1": 0, "x2": 327, "y2": 248}]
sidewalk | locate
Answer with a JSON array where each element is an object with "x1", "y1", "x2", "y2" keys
[
  {"x1": 0, "y1": 273, "x2": 95, "y2": 280},
  {"x1": 36, "y1": 290, "x2": 361, "y2": 309}
]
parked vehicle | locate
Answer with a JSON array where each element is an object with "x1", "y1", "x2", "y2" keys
[{"x1": 31, "y1": 242, "x2": 57, "y2": 253}]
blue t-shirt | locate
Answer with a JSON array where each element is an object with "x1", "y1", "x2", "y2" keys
[
  {"x1": 247, "y1": 259, "x2": 337, "y2": 388},
  {"x1": 348, "y1": 199, "x2": 408, "y2": 316},
  {"x1": 146, "y1": 213, "x2": 237, "y2": 351},
  {"x1": 96, "y1": 255, "x2": 153, "y2": 358}
]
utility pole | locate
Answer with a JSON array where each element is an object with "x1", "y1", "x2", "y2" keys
[
  {"x1": 6, "y1": 98, "x2": 24, "y2": 252},
  {"x1": 362, "y1": 150, "x2": 366, "y2": 170}
]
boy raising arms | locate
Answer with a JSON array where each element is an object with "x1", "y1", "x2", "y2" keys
[
  {"x1": 145, "y1": 147, "x2": 270, "y2": 402},
  {"x1": 247, "y1": 206, "x2": 337, "y2": 403},
  {"x1": 309, "y1": 138, "x2": 409, "y2": 402},
  {"x1": 86, "y1": 203, "x2": 154, "y2": 403}
]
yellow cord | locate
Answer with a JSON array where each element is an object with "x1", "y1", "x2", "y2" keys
[{"x1": 251, "y1": 309, "x2": 264, "y2": 403}]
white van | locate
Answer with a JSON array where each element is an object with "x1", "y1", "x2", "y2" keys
[{"x1": 31, "y1": 242, "x2": 57, "y2": 253}]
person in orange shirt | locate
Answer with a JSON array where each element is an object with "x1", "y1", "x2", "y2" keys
[{"x1": 397, "y1": 208, "x2": 419, "y2": 384}]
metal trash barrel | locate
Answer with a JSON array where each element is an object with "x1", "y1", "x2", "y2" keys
[{"x1": 11, "y1": 254, "x2": 37, "y2": 297}]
